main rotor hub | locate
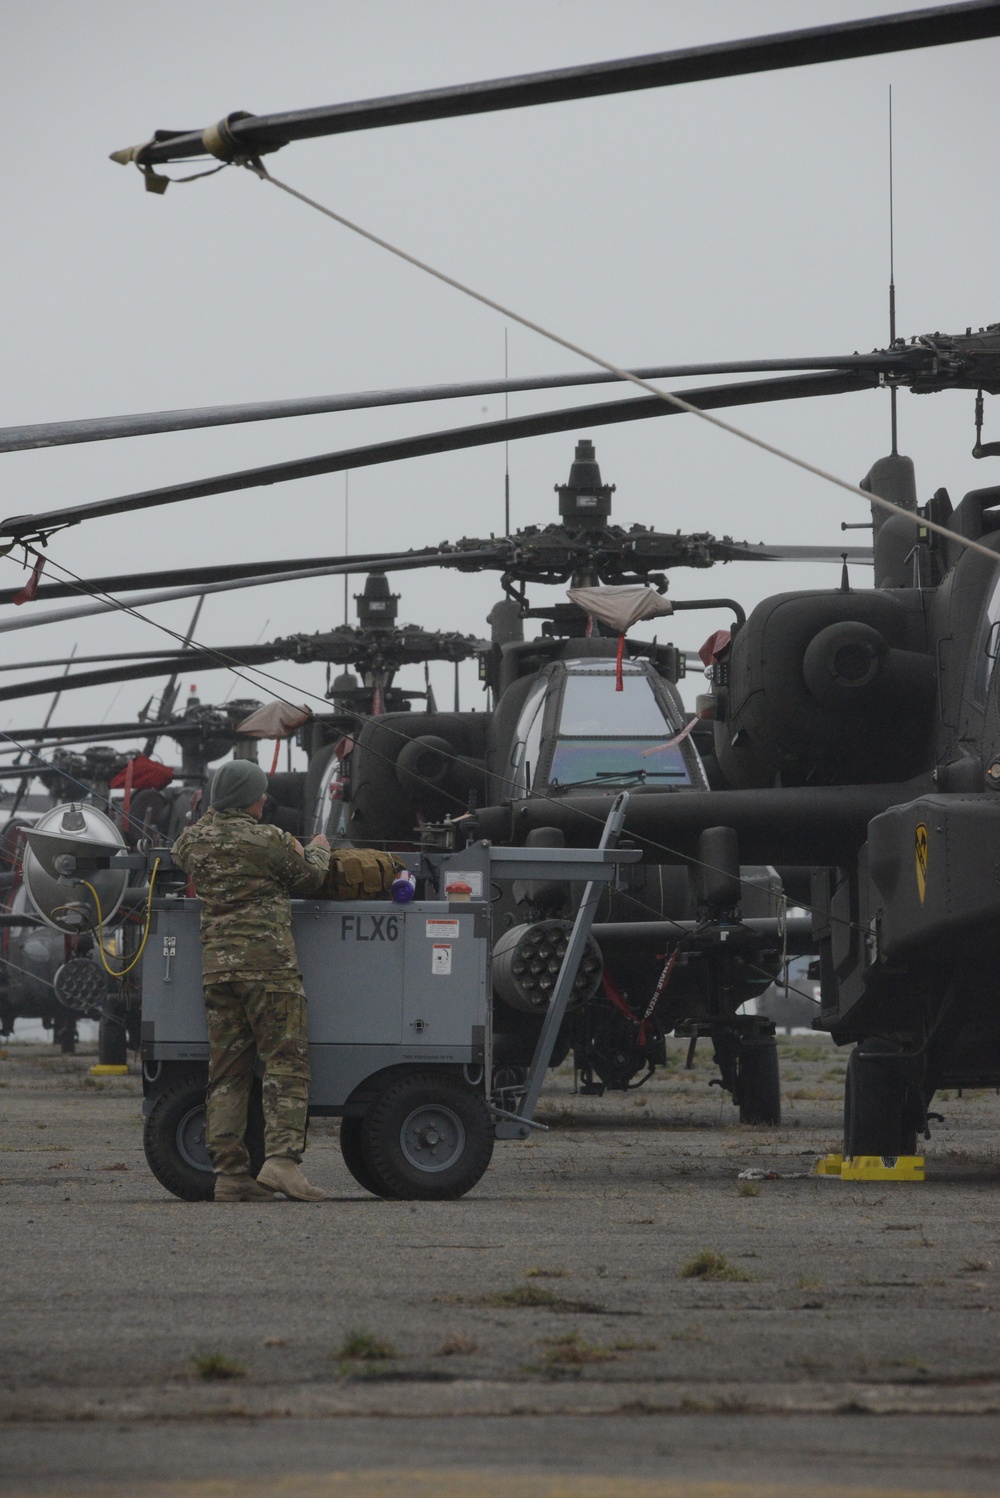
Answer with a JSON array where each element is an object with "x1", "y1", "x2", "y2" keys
[
  {"x1": 356, "y1": 571, "x2": 399, "y2": 629},
  {"x1": 556, "y1": 439, "x2": 615, "y2": 529}
]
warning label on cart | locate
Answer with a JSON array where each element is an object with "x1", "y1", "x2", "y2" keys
[
  {"x1": 426, "y1": 919, "x2": 459, "y2": 939},
  {"x1": 431, "y1": 943, "x2": 452, "y2": 976}
]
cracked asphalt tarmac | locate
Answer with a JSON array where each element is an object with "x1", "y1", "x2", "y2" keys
[{"x1": 1, "y1": 1033, "x2": 999, "y2": 1496}]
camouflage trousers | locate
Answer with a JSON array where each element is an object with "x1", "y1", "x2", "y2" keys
[{"x1": 203, "y1": 979, "x2": 311, "y2": 1174}]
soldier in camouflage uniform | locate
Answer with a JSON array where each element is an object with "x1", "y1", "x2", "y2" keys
[{"x1": 172, "y1": 759, "x2": 331, "y2": 1202}]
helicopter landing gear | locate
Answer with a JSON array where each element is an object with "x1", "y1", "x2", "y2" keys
[
  {"x1": 97, "y1": 990, "x2": 141, "y2": 1065},
  {"x1": 708, "y1": 1020, "x2": 782, "y2": 1126},
  {"x1": 52, "y1": 1005, "x2": 77, "y2": 1055},
  {"x1": 98, "y1": 1012, "x2": 128, "y2": 1066},
  {"x1": 843, "y1": 1043, "x2": 919, "y2": 1158},
  {"x1": 735, "y1": 1033, "x2": 781, "y2": 1126}
]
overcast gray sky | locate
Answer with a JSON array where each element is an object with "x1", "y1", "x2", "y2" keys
[{"x1": 1, "y1": 0, "x2": 998, "y2": 761}]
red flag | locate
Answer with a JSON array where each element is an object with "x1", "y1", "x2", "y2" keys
[{"x1": 13, "y1": 555, "x2": 45, "y2": 606}]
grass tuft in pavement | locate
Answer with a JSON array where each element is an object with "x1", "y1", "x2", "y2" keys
[
  {"x1": 538, "y1": 1333, "x2": 616, "y2": 1371},
  {"x1": 336, "y1": 1328, "x2": 397, "y2": 1361},
  {"x1": 679, "y1": 1249, "x2": 756, "y2": 1282},
  {"x1": 473, "y1": 1283, "x2": 608, "y2": 1313},
  {"x1": 436, "y1": 1333, "x2": 478, "y2": 1356},
  {"x1": 192, "y1": 1353, "x2": 245, "y2": 1381}
]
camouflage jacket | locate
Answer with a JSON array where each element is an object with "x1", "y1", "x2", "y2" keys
[{"x1": 172, "y1": 808, "x2": 330, "y2": 983}]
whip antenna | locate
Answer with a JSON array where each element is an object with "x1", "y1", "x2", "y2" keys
[
  {"x1": 504, "y1": 327, "x2": 511, "y2": 536},
  {"x1": 888, "y1": 85, "x2": 898, "y2": 456},
  {"x1": 344, "y1": 471, "x2": 350, "y2": 625}
]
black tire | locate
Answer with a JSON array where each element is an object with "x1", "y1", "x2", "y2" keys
[
  {"x1": 737, "y1": 1035, "x2": 781, "y2": 1126},
  {"x1": 144, "y1": 1073, "x2": 214, "y2": 1201},
  {"x1": 98, "y1": 1013, "x2": 128, "y2": 1067},
  {"x1": 844, "y1": 1046, "x2": 918, "y2": 1158},
  {"x1": 53, "y1": 1007, "x2": 76, "y2": 1055},
  {"x1": 245, "y1": 1076, "x2": 267, "y2": 1176},
  {"x1": 339, "y1": 1116, "x2": 384, "y2": 1196},
  {"x1": 143, "y1": 1073, "x2": 266, "y2": 1201},
  {"x1": 360, "y1": 1070, "x2": 494, "y2": 1201}
]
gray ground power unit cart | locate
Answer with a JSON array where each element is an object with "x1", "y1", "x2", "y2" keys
[{"x1": 140, "y1": 796, "x2": 638, "y2": 1200}]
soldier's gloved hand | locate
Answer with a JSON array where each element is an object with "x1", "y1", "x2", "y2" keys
[{"x1": 310, "y1": 834, "x2": 331, "y2": 850}]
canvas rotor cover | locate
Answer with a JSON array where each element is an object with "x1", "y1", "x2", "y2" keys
[
  {"x1": 236, "y1": 701, "x2": 312, "y2": 740},
  {"x1": 567, "y1": 585, "x2": 675, "y2": 692},
  {"x1": 567, "y1": 585, "x2": 674, "y2": 632}
]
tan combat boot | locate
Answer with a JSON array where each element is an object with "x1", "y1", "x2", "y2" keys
[
  {"x1": 256, "y1": 1155, "x2": 326, "y2": 1202},
  {"x1": 214, "y1": 1172, "x2": 279, "y2": 1203}
]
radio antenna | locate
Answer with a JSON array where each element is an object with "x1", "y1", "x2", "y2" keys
[
  {"x1": 504, "y1": 327, "x2": 511, "y2": 536},
  {"x1": 888, "y1": 85, "x2": 898, "y2": 456},
  {"x1": 343, "y1": 471, "x2": 350, "y2": 625}
]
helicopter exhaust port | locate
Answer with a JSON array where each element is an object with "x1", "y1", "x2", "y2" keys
[{"x1": 492, "y1": 921, "x2": 603, "y2": 1015}]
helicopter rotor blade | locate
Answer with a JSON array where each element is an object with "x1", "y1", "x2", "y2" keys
[
  {"x1": 0, "y1": 551, "x2": 505, "y2": 634},
  {"x1": 0, "y1": 625, "x2": 493, "y2": 703},
  {"x1": 0, "y1": 355, "x2": 898, "y2": 454},
  {"x1": 716, "y1": 541, "x2": 874, "y2": 563},
  {"x1": 114, "y1": 3, "x2": 1000, "y2": 167},
  {"x1": 0, "y1": 548, "x2": 482, "y2": 606},
  {"x1": 0, "y1": 370, "x2": 876, "y2": 542},
  {"x1": 0, "y1": 718, "x2": 244, "y2": 750},
  {"x1": 0, "y1": 651, "x2": 195, "y2": 671},
  {"x1": 0, "y1": 650, "x2": 291, "y2": 706}
]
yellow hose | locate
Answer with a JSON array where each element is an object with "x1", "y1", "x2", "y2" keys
[{"x1": 82, "y1": 858, "x2": 160, "y2": 978}]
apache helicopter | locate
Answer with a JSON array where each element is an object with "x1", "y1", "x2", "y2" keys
[
  {"x1": 335, "y1": 437, "x2": 862, "y2": 1115},
  {"x1": 3, "y1": 2, "x2": 999, "y2": 1135}
]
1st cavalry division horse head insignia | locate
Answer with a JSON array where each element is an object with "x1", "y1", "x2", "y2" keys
[{"x1": 915, "y1": 823, "x2": 929, "y2": 906}]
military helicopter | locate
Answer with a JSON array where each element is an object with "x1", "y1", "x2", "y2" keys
[{"x1": 462, "y1": 439, "x2": 1000, "y2": 1162}]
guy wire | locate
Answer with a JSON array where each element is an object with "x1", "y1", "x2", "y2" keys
[{"x1": 246, "y1": 159, "x2": 1000, "y2": 569}]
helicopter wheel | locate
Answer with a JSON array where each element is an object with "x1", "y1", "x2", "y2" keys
[
  {"x1": 843, "y1": 1045, "x2": 918, "y2": 1159},
  {"x1": 736, "y1": 1034, "x2": 781, "y2": 1126},
  {"x1": 53, "y1": 1006, "x2": 76, "y2": 1055},
  {"x1": 98, "y1": 1012, "x2": 128, "y2": 1067}
]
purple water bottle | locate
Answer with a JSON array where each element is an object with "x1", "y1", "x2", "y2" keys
[{"x1": 391, "y1": 869, "x2": 417, "y2": 904}]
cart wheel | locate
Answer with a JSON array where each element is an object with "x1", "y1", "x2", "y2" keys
[
  {"x1": 245, "y1": 1076, "x2": 267, "y2": 1177},
  {"x1": 339, "y1": 1116, "x2": 384, "y2": 1196},
  {"x1": 843, "y1": 1046, "x2": 917, "y2": 1158},
  {"x1": 143, "y1": 1073, "x2": 266, "y2": 1201},
  {"x1": 361, "y1": 1070, "x2": 494, "y2": 1201},
  {"x1": 737, "y1": 1035, "x2": 781, "y2": 1126},
  {"x1": 143, "y1": 1073, "x2": 214, "y2": 1201}
]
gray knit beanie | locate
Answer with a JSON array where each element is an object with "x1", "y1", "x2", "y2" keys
[{"x1": 210, "y1": 760, "x2": 269, "y2": 811}]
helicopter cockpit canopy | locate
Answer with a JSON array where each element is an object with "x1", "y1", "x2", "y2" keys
[{"x1": 508, "y1": 658, "x2": 707, "y2": 797}]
